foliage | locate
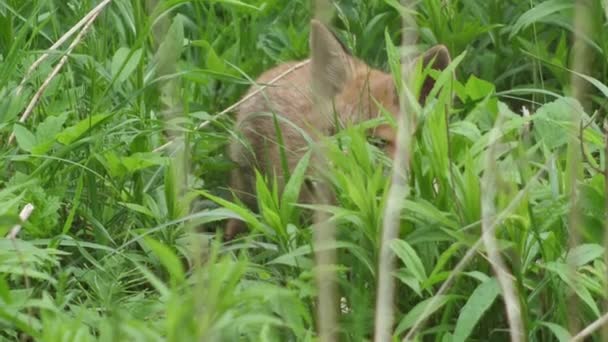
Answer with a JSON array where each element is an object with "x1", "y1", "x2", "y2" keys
[{"x1": 1, "y1": 0, "x2": 608, "y2": 341}]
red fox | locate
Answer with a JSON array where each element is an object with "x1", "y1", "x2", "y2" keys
[{"x1": 225, "y1": 20, "x2": 451, "y2": 239}]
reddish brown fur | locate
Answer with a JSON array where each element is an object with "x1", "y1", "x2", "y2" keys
[{"x1": 225, "y1": 20, "x2": 450, "y2": 239}]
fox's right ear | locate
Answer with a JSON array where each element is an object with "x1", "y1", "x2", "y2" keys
[{"x1": 310, "y1": 19, "x2": 352, "y2": 97}]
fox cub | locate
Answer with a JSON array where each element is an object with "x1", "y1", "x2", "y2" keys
[{"x1": 225, "y1": 20, "x2": 451, "y2": 239}]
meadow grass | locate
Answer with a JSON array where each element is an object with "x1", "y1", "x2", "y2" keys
[{"x1": 2, "y1": 0, "x2": 608, "y2": 341}]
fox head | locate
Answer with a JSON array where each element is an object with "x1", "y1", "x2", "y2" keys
[{"x1": 309, "y1": 19, "x2": 451, "y2": 157}]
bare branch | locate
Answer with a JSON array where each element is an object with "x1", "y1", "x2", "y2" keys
[
  {"x1": 8, "y1": 4, "x2": 108, "y2": 145},
  {"x1": 153, "y1": 60, "x2": 311, "y2": 153},
  {"x1": 572, "y1": 312, "x2": 608, "y2": 341},
  {"x1": 15, "y1": 0, "x2": 113, "y2": 97},
  {"x1": 480, "y1": 119, "x2": 524, "y2": 342},
  {"x1": 374, "y1": 0, "x2": 417, "y2": 340}
]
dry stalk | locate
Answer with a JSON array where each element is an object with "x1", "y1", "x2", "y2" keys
[
  {"x1": 572, "y1": 311, "x2": 608, "y2": 341},
  {"x1": 8, "y1": 5, "x2": 107, "y2": 145},
  {"x1": 152, "y1": 60, "x2": 311, "y2": 153},
  {"x1": 373, "y1": 0, "x2": 417, "y2": 340},
  {"x1": 480, "y1": 119, "x2": 524, "y2": 342},
  {"x1": 15, "y1": 0, "x2": 113, "y2": 96},
  {"x1": 565, "y1": 0, "x2": 592, "y2": 334},
  {"x1": 310, "y1": 2, "x2": 338, "y2": 340},
  {"x1": 6, "y1": 203, "x2": 35, "y2": 239}
]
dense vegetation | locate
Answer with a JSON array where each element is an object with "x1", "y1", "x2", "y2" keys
[{"x1": 2, "y1": 0, "x2": 608, "y2": 340}]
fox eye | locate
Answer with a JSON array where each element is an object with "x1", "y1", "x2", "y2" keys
[{"x1": 368, "y1": 136, "x2": 389, "y2": 149}]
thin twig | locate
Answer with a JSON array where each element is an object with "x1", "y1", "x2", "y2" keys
[
  {"x1": 572, "y1": 311, "x2": 608, "y2": 341},
  {"x1": 602, "y1": 117, "x2": 608, "y2": 341},
  {"x1": 15, "y1": 0, "x2": 113, "y2": 96},
  {"x1": 8, "y1": 7, "x2": 106, "y2": 145},
  {"x1": 566, "y1": 0, "x2": 592, "y2": 333},
  {"x1": 6, "y1": 203, "x2": 35, "y2": 239},
  {"x1": 480, "y1": 119, "x2": 524, "y2": 342},
  {"x1": 7, "y1": 203, "x2": 35, "y2": 334},
  {"x1": 374, "y1": 0, "x2": 417, "y2": 340},
  {"x1": 310, "y1": 4, "x2": 338, "y2": 340},
  {"x1": 152, "y1": 60, "x2": 311, "y2": 153}
]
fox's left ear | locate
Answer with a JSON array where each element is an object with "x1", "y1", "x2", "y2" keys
[
  {"x1": 310, "y1": 19, "x2": 352, "y2": 97},
  {"x1": 416, "y1": 45, "x2": 451, "y2": 104}
]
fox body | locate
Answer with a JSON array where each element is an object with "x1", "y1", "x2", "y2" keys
[{"x1": 225, "y1": 20, "x2": 450, "y2": 239}]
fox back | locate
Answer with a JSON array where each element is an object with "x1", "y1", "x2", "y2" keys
[{"x1": 225, "y1": 20, "x2": 451, "y2": 239}]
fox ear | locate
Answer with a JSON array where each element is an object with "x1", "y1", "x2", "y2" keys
[
  {"x1": 416, "y1": 45, "x2": 451, "y2": 104},
  {"x1": 310, "y1": 19, "x2": 352, "y2": 97}
]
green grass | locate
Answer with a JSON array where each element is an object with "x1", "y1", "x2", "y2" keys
[{"x1": 1, "y1": 0, "x2": 608, "y2": 341}]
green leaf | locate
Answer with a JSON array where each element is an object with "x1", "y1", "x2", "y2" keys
[
  {"x1": 0, "y1": 276, "x2": 11, "y2": 304},
  {"x1": 13, "y1": 124, "x2": 36, "y2": 152},
  {"x1": 118, "y1": 202, "x2": 157, "y2": 218},
  {"x1": 464, "y1": 75, "x2": 495, "y2": 101},
  {"x1": 198, "y1": 190, "x2": 269, "y2": 236},
  {"x1": 212, "y1": 0, "x2": 261, "y2": 11},
  {"x1": 395, "y1": 295, "x2": 454, "y2": 335},
  {"x1": 533, "y1": 97, "x2": 582, "y2": 150},
  {"x1": 394, "y1": 269, "x2": 422, "y2": 297},
  {"x1": 453, "y1": 278, "x2": 500, "y2": 342},
  {"x1": 111, "y1": 47, "x2": 143, "y2": 84},
  {"x1": 32, "y1": 113, "x2": 68, "y2": 154},
  {"x1": 143, "y1": 237, "x2": 185, "y2": 286},
  {"x1": 510, "y1": 0, "x2": 574, "y2": 38},
  {"x1": 538, "y1": 322, "x2": 572, "y2": 342},
  {"x1": 390, "y1": 239, "x2": 427, "y2": 284},
  {"x1": 206, "y1": 44, "x2": 226, "y2": 74},
  {"x1": 281, "y1": 150, "x2": 310, "y2": 221},
  {"x1": 121, "y1": 152, "x2": 169, "y2": 173},
  {"x1": 56, "y1": 113, "x2": 110, "y2": 145},
  {"x1": 545, "y1": 261, "x2": 601, "y2": 317},
  {"x1": 566, "y1": 244, "x2": 604, "y2": 267}
]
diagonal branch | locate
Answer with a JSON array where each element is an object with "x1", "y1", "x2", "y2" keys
[{"x1": 9, "y1": 1, "x2": 111, "y2": 145}]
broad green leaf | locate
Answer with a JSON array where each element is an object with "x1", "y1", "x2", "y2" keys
[
  {"x1": 566, "y1": 244, "x2": 604, "y2": 267},
  {"x1": 0, "y1": 276, "x2": 10, "y2": 303},
  {"x1": 111, "y1": 47, "x2": 143, "y2": 84},
  {"x1": 121, "y1": 152, "x2": 169, "y2": 173},
  {"x1": 453, "y1": 278, "x2": 500, "y2": 342},
  {"x1": 390, "y1": 239, "x2": 427, "y2": 283},
  {"x1": 510, "y1": 0, "x2": 574, "y2": 38},
  {"x1": 538, "y1": 322, "x2": 572, "y2": 342},
  {"x1": 464, "y1": 74, "x2": 495, "y2": 101},
  {"x1": 32, "y1": 113, "x2": 67, "y2": 154},
  {"x1": 212, "y1": 0, "x2": 261, "y2": 11},
  {"x1": 13, "y1": 124, "x2": 36, "y2": 152},
  {"x1": 450, "y1": 121, "x2": 481, "y2": 142},
  {"x1": 198, "y1": 190, "x2": 269, "y2": 236},
  {"x1": 394, "y1": 269, "x2": 422, "y2": 296},
  {"x1": 545, "y1": 261, "x2": 601, "y2": 317},
  {"x1": 533, "y1": 97, "x2": 581, "y2": 150},
  {"x1": 425, "y1": 243, "x2": 463, "y2": 289},
  {"x1": 395, "y1": 295, "x2": 454, "y2": 335},
  {"x1": 268, "y1": 241, "x2": 374, "y2": 275},
  {"x1": 118, "y1": 202, "x2": 157, "y2": 218},
  {"x1": 57, "y1": 113, "x2": 111, "y2": 145},
  {"x1": 143, "y1": 237, "x2": 185, "y2": 286}
]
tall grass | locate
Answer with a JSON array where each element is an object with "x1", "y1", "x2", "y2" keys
[{"x1": 2, "y1": 0, "x2": 608, "y2": 341}]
